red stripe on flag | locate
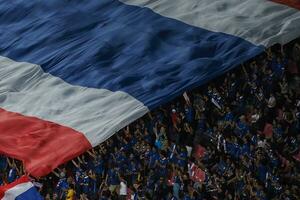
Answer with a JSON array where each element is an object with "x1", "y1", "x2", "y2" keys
[
  {"x1": 271, "y1": 0, "x2": 300, "y2": 10},
  {"x1": 0, "y1": 176, "x2": 29, "y2": 198},
  {"x1": 0, "y1": 108, "x2": 92, "y2": 177}
]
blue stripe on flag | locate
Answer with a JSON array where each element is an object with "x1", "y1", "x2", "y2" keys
[
  {"x1": 0, "y1": 0, "x2": 263, "y2": 109},
  {"x1": 15, "y1": 187, "x2": 43, "y2": 200}
]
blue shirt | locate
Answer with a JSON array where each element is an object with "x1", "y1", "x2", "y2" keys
[
  {"x1": 90, "y1": 177, "x2": 97, "y2": 194},
  {"x1": 7, "y1": 168, "x2": 17, "y2": 183},
  {"x1": 94, "y1": 159, "x2": 104, "y2": 175},
  {"x1": 115, "y1": 153, "x2": 126, "y2": 166},
  {"x1": 235, "y1": 121, "x2": 249, "y2": 137},
  {"x1": 273, "y1": 127, "x2": 283, "y2": 139},
  {"x1": 236, "y1": 178, "x2": 245, "y2": 193},
  {"x1": 226, "y1": 142, "x2": 240, "y2": 159},
  {"x1": 74, "y1": 168, "x2": 83, "y2": 184},
  {"x1": 82, "y1": 176, "x2": 90, "y2": 193},
  {"x1": 185, "y1": 107, "x2": 194, "y2": 123},
  {"x1": 107, "y1": 169, "x2": 119, "y2": 185},
  {"x1": 177, "y1": 151, "x2": 187, "y2": 167},
  {"x1": 144, "y1": 133, "x2": 152, "y2": 144},
  {"x1": 271, "y1": 58, "x2": 286, "y2": 77},
  {"x1": 173, "y1": 183, "x2": 180, "y2": 199},
  {"x1": 197, "y1": 119, "x2": 207, "y2": 132},
  {"x1": 157, "y1": 111, "x2": 165, "y2": 123},
  {"x1": 128, "y1": 161, "x2": 138, "y2": 173},
  {"x1": 217, "y1": 160, "x2": 227, "y2": 175},
  {"x1": 159, "y1": 157, "x2": 168, "y2": 167},
  {"x1": 257, "y1": 165, "x2": 267, "y2": 183},
  {"x1": 224, "y1": 112, "x2": 234, "y2": 122},
  {"x1": 251, "y1": 135, "x2": 258, "y2": 145},
  {"x1": 56, "y1": 178, "x2": 69, "y2": 193},
  {"x1": 269, "y1": 155, "x2": 279, "y2": 168},
  {"x1": 183, "y1": 195, "x2": 193, "y2": 200},
  {"x1": 146, "y1": 175, "x2": 156, "y2": 190},
  {"x1": 121, "y1": 142, "x2": 131, "y2": 151},
  {"x1": 256, "y1": 189, "x2": 266, "y2": 200},
  {"x1": 241, "y1": 143, "x2": 250, "y2": 156},
  {"x1": 149, "y1": 151, "x2": 159, "y2": 168},
  {"x1": 0, "y1": 156, "x2": 7, "y2": 170},
  {"x1": 129, "y1": 137, "x2": 137, "y2": 147}
]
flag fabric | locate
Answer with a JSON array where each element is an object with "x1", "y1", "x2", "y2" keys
[
  {"x1": 272, "y1": 0, "x2": 300, "y2": 9},
  {"x1": 0, "y1": 176, "x2": 43, "y2": 200},
  {"x1": 188, "y1": 163, "x2": 206, "y2": 183},
  {"x1": 0, "y1": 0, "x2": 299, "y2": 177},
  {"x1": 193, "y1": 145, "x2": 206, "y2": 160}
]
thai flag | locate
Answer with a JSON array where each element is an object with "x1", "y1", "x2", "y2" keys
[
  {"x1": 0, "y1": 176, "x2": 43, "y2": 200},
  {"x1": 0, "y1": 0, "x2": 299, "y2": 177}
]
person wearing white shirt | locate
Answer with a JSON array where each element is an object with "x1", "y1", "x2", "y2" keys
[{"x1": 119, "y1": 177, "x2": 127, "y2": 200}]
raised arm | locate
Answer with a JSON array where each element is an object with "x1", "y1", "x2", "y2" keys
[
  {"x1": 87, "y1": 150, "x2": 96, "y2": 159},
  {"x1": 72, "y1": 159, "x2": 80, "y2": 168},
  {"x1": 7, "y1": 157, "x2": 13, "y2": 167},
  {"x1": 52, "y1": 169, "x2": 60, "y2": 178}
]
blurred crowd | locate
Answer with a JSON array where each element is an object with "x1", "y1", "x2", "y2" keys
[{"x1": 0, "y1": 39, "x2": 299, "y2": 200}]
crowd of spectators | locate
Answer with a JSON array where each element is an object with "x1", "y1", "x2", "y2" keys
[{"x1": 0, "y1": 39, "x2": 299, "y2": 200}]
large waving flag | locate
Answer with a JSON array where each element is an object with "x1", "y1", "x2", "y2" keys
[
  {"x1": 0, "y1": 176, "x2": 43, "y2": 200},
  {"x1": 0, "y1": 0, "x2": 299, "y2": 177}
]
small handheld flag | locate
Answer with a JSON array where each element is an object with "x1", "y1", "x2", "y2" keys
[{"x1": 0, "y1": 176, "x2": 43, "y2": 200}]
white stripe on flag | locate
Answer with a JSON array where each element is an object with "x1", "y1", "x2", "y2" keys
[{"x1": 0, "y1": 56, "x2": 149, "y2": 146}]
